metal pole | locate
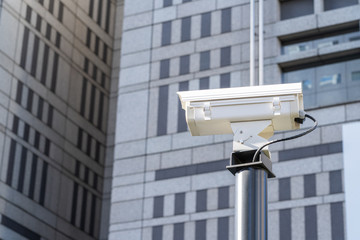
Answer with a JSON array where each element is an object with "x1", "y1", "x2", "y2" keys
[
  {"x1": 235, "y1": 168, "x2": 268, "y2": 240},
  {"x1": 259, "y1": 0, "x2": 264, "y2": 85},
  {"x1": 250, "y1": 0, "x2": 255, "y2": 86}
]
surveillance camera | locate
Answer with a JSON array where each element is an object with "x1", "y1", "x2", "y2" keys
[{"x1": 177, "y1": 83, "x2": 304, "y2": 152}]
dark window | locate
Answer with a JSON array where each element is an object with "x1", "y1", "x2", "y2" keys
[
  {"x1": 174, "y1": 223, "x2": 184, "y2": 240},
  {"x1": 58, "y1": 2, "x2": 64, "y2": 22},
  {"x1": 304, "y1": 174, "x2": 316, "y2": 197},
  {"x1": 35, "y1": 15, "x2": 42, "y2": 31},
  {"x1": 41, "y1": 45, "x2": 49, "y2": 84},
  {"x1": 279, "y1": 209, "x2": 292, "y2": 240},
  {"x1": 220, "y1": 46, "x2": 231, "y2": 67},
  {"x1": 20, "y1": 27, "x2": 30, "y2": 69},
  {"x1": 162, "y1": 21, "x2": 172, "y2": 46},
  {"x1": 48, "y1": 0, "x2": 54, "y2": 14},
  {"x1": 17, "y1": 147, "x2": 27, "y2": 192},
  {"x1": 217, "y1": 217, "x2": 229, "y2": 240},
  {"x1": 153, "y1": 196, "x2": 164, "y2": 218},
  {"x1": 152, "y1": 226, "x2": 163, "y2": 240},
  {"x1": 181, "y1": 17, "x2": 191, "y2": 42},
  {"x1": 174, "y1": 192, "x2": 185, "y2": 215},
  {"x1": 179, "y1": 55, "x2": 190, "y2": 75},
  {"x1": 25, "y1": 6, "x2": 32, "y2": 22},
  {"x1": 220, "y1": 73, "x2": 230, "y2": 88},
  {"x1": 305, "y1": 205, "x2": 318, "y2": 240},
  {"x1": 218, "y1": 186, "x2": 229, "y2": 209},
  {"x1": 199, "y1": 77, "x2": 209, "y2": 90},
  {"x1": 196, "y1": 189, "x2": 207, "y2": 212},
  {"x1": 200, "y1": 51, "x2": 210, "y2": 71},
  {"x1": 324, "y1": 0, "x2": 357, "y2": 11},
  {"x1": 157, "y1": 85, "x2": 169, "y2": 136},
  {"x1": 1, "y1": 215, "x2": 41, "y2": 240},
  {"x1": 280, "y1": 0, "x2": 314, "y2": 20},
  {"x1": 221, "y1": 8, "x2": 231, "y2": 33},
  {"x1": 31, "y1": 36, "x2": 40, "y2": 77},
  {"x1": 183, "y1": 0, "x2": 191, "y2": 2},
  {"x1": 89, "y1": 0, "x2": 94, "y2": 17},
  {"x1": 163, "y1": 0, "x2": 172, "y2": 7},
  {"x1": 201, "y1": 12, "x2": 211, "y2": 38},
  {"x1": 195, "y1": 220, "x2": 206, "y2": 240},
  {"x1": 16, "y1": 81, "x2": 23, "y2": 104},
  {"x1": 105, "y1": 0, "x2": 111, "y2": 33},
  {"x1": 178, "y1": 81, "x2": 189, "y2": 132},
  {"x1": 97, "y1": 0, "x2": 103, "y2": 25},
  {"x1": 331, "y1": 202, "x2": 345, "y2": 240},
  {"x1": 50, "y1": 53, "x2": 59, "y2": 92},
  {"x1": 160, "y1": 59, "x2": 170, "y2": 79},
  {"x1": 279, "y1": 178, "x2": 291, "y2": 201},
  {"x1": 330, "y1": 170, "x2": 343, "y2": 194}
]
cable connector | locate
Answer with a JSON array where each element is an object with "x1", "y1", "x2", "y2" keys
[{"x1": 295, "y1": 110, "x2": 306, "y2": 124}]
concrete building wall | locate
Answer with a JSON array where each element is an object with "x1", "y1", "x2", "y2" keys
[
  {"x1": 111, "y1": 0, "x2": 360, "y2": 239},
  {"x1": 0, "y1": 0, "x2": 122, "y2": 239}
]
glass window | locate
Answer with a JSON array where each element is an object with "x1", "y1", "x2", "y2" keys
[
  {"x1": 221, "y1": 8, "x2": 231, "y2": 33},
  {"x1": 199, "y1": 77, "x2": 209, "y2": 89},
  {"x1": 160, "y1": 59, "x2": 170, "y2": 79},
  {"x1": 163, "y1": 0, "x2": 172, "y2": 7},
  {"x1": 201, "y1": 12, "x2": 211, "y2": 38},
  {"x1": 157, "y1": 85, "x2": 169, "y2": 136},
  {"x1": 199, "y1": 51, "x2": 210, "y2": 71},
  {"x1": 183, "y1": 0, "x2": 191, "y2": 2},
  {"x1": 161, "y1": 21, "x2": 171, "y2": 46},
  {"x1": 178, "y1": 81, "x2": 189, "y2": 132},
  {"x1": 179, "y1": 55, "x2": 190, "y2": 75},
  {"x1": 351, "y1": 71, "x2": 360, "y2": 81},
  {"x1": 181, "y1": 17, "x2": 191, "y2": 42},
  {"x1": 324, "y1": 0, "x2": 357, "y2": 11},
  {"x1": 0, "y1": 0, "x2": 3, "y2": 21},
  {"x1": 282, "y1": 29, "x2": 360, "y2": 56},
  {"x1": 220, "y1": 73, "x2": 230, "y2": 88},
  {"x1": 280, "y1": 0, "x2": 314, "y2": 21},
  {"x1": 220, "y1": 46, "x2": 231, "y2": 67},
  {"x1": 283, "y1": 58, "x2": 360, "y2": 109}
]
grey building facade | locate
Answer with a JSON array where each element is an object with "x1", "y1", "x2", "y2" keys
[
  {"x1": 110, "y1": 0, "x2": 360, "y2": 239},
  {"x1": 1, "y1": 0, "x2": 360, "y2": 239},
  {"x1": 0, "y1": 0, "x2": 123, "y2": 239}
]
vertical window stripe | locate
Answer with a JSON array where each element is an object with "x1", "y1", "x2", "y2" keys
[
  {"x1": 41, "y1": 45, "x2": 49, "y2": 84},
  {"x1": 105, "y1": 0, "x2": 111, "y2": 33},
  {"x1": 221, "y1": 8, "x2": 232, "y2": 33},
  {"x1": 80, "y1": 78, "x2": 87, "y2": 116},
  {"x1": 31, "y1": 36, "x2": 40, "y2": 77},
  {"x1": 28, "y1": 154, "x2": 38, "y2": 199},
  {"x1": 97, "y1": 0, "x2": 103, "y2": 25},
  {"x1": 279, "y1": 209, "x2": 291, "y2": 240},
  {"x1": 17, "y1": 146, "x2": 27, "y2": 192},
  {"x1": 88, "y1": 85, "x2": 96, "y2": 123},
  {"x1": 16, "y1": 81, "x2": 23, "y2": 104},
  {"x1": 97, "y1": 92, "x2": 104, "y2": 130},
  {"x1": 218, "y1": 186, "x2": 229, "y2": 209},
  {"x1": 173, "y1": 223, "x2": 184, "y2": 240},
  {"x1": 217, "y1": 217, "x2": 229, "y2": 240},
  {"x1": 39, "y1": 161, "x2": 48, "y2": 206},
  {"x1": 201, "y1": 12, "x2": 211, "y2": 38},
  {"x1": 80, "y1": 188, "x2": 88, "y2": 230},
  {"x1": 195, "y1": 220, "x2": 206, "y2": 240},
  {"x1": 220, "y1": 73, "x2": 231, "y2": 88},
  {"x1": 157, "y1": 85, "x2": 169, "y2": 136},
  {"x1": 305, "y1": 205, "x2": 318, "y2": 240},
  {"x1": 152, "y1": 226, "x2": 163, "y2": 240},
  {"x1": 89, "y1": 194, "x2": 97, "y2": 236},
  {"x1": 6, "y1": 139, "x2": 17, "y2": 186},
  {"x1": 37, "y1": 97, "x2": 44, "y2": 120},
  {"x1": 153, "y1": 196, "x2": 164, "y2": 218},
  {"x1": 181, "y1": 17, "x2": 191, "y2": 42},
  {"x1": 71, "y1": 182, "x2": 78, "y2": 225},
  {"x1": 20, "y1": 27, "x2": 30, "y2": 68},
  {"x1": 50, "y1": 53, "x2": 59, "y2": 92},
  {"x1": 174, "y1": 192, "x2": 185, "y2": 215},
  {"x1": 196, "y1": 189, "x2": 207, "y2": 212},
  {"x1": 331, "y1": 202, "x2": 345, "y2": 240},
  {"x1": 48, "y1": 0, "x2": 54, "y2": 14},
  {"x1": 26, "y1": 89, "x2": 34, "y2": 112},
  {"x1": 177, "y1": 81, "x2": 188, "y2": 132}
]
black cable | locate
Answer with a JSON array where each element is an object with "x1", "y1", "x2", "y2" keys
[{"x1": 252, "y1": 113, "x2": 318, "y2": 162}]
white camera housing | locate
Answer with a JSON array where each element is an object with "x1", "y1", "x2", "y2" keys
[{"x1": 177, "y1": 83, "x2": 304, "y2": 152}]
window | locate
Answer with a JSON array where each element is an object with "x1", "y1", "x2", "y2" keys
[
  {"x1": 179, "y1": 55, "x2": 190, "y2": 75},
  {"x1": 280, "y1": 0, "x2": 314, "y2": 20},
  {"x1": 199, "y1": 77, "x2": 209, "y2": 89},
  {"x1": 279, "y1": 178, "x2": 291, "y2": 201},
  {"x1": 282, "y1": 29, "x2": 360, "y2": 56},
  {"x1": 220, "y1": 46, "x2": 231, "y2": 67},
  {"x1": 324, "y1": 0, "x2": 357, "y2": 11},
  {"x1": 183, "y1": 0, "x2": 191, "y2": 2},
  {"x1": 199, "y1": 51, "x2": 210, "y2": 71},
  {"x1": 161, "y1": 21, "x2": 171, "y2": 46},
  {"x1": 157, "y1": 85, "x2": 169, "y2": 136},
  {"x1": 163, "y1": 0, "x2": 172, "y2": 7},
  {"x1": 221, "y1": 8, "x2": 231, "y2": 33},
  {"x1": 160, "y1": 59, "x2": 170, "y2": 79},
  {"x1": 283, "y1": 58, "x2": 360, "y2": 108},
  {"x1": 201, "y1": 12, "x2": 211, "y2": 38},
  {"x1": 220, "y1": 73, "x2": 230, "y2": 88},
  {"x1": 177, "y1": 81, "x2": 189, "y2": 132},
  {"x1": 181, "y1": 17, "x2": 191, "y2": 42}
]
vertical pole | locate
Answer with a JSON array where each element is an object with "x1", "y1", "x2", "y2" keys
[
  {"x1": 250, "y1": 0, "x2": 255, "y2": 86},
  {"x1": 235, "y1": 168, "x2": 268, "y2": 240},
  {"x1": 259, "y1": 0, "x2": 264, "y2": 85}
]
